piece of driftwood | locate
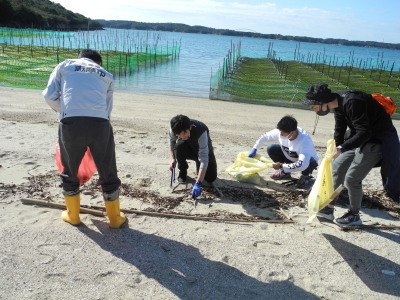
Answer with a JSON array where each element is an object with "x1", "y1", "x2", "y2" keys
[
  {"x1": 91, "y1": 204, "x2": 295, "y2": 223},
  {"x1": 21, "y1": 198, "x2": 104, "y2": 216},
  {"x1": 21, "y1": 197, "x2": 294, "y2": 224},
  {"x1": 22, "y1": 197, "x2": 399, "y2": 229},
  {"x1": 339, "y1": 224, "x2": 400, "y2": 231},
  {"x1": 279, "y1": 207, "x2": 293, "y2": 221}
]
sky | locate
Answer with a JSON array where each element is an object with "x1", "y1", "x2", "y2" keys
[{"x1": 52, "y1": 0, "x2": 400, "y2": 43}]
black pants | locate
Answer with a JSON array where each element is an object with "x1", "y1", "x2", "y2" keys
[
  {"x1": 58, "y1": 117, "x2": 121, "y2": 198},
  {"x1": 175, "y1": 139, "x2": 217, "y2": 182},
  {"x1": 267, "y1": 144, "x2": 318, "y2": 176}
]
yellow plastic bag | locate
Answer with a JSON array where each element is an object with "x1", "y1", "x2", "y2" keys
[
  {"x1": 226, "y1": 151, "x2": 273, "y2": 184},
  {"x1": 306, "y1": 139, "x2": 337, "y2": 224}
]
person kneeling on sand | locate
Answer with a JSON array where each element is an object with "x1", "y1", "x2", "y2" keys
[
  {"x1": 169, "y1": 115, "x2": 217, "y2": 199},
  {"x1": 42, "y1": 49, "x2": 126, "y2": 229},
  {"x1": 303, "y1": 83, "x2": 400, "y2": 227},
  {"x1": 248, "y1": 115, "x2": 319, "y2": 189}
]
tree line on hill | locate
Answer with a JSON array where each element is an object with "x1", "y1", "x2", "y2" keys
[
  {"x1": 0, "y1": 0, "x2": 398, "y2": 51},
  {"x1": 0, "y1": 0, "x2": 102, "y2": 30},
  {"x1": 97, "y1": 20, "x2": 400, "y2": 51}
]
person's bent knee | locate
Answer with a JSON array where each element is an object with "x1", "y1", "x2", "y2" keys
[
  {"x1": 266, "y1": 143, "x2": 279, "y2": 153},
  {"x1": 344, "y1": 175, "x2": 362, "y2": 189}
]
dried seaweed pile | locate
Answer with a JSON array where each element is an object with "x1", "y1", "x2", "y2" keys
[
  {"x1": 120, "y1": 183, "x2": 184, "y2": 209},
  {"x1": 0, "y1": 174, "x2": 54, "y2": 201},
  {"x1": 213, "y1": 186, "x2": 307, "y2": 209},
  {"x1": 130, "y1": 207, "x2": 277, "y2": 222},
  {"x1": 2, "y1": 174, "x2": 399, "y2": 218}
]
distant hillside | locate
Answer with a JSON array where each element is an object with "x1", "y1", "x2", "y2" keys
[
  {"x1": 0, "y1": 0, "x2": 102, "y2": 30},
  {"x1": 98, "y1": 20, "x2": 400, "y2": 50}
]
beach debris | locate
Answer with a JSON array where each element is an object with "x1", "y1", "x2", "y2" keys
[
  {"x1": 21, "y1": 198, "x2": 104, "y2": 216},
  {"x1": 21, "y1": 197, "x2": 294, "y2": 224},
  {"x1": 3, "y1": 171, "x2": 400, "y2": 228},
  {"x1": 282, "y1": 178, "x2": 298, "y2": 186}
]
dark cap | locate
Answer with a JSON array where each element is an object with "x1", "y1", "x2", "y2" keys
[{"x1": 302, "y1": 83, "x2": 337, "y2": 105}]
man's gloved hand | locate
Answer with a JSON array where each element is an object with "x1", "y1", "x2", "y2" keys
[
  {"x1": 248, "y1": 148, "x2": 257, "y2": 158},
  {"x1": 192, "y1": 182, "x2": 202, "y2": 199}
]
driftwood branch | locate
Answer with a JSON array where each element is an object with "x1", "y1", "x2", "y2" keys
[
  {"x1": 21, "y1": 197, "x2": 400, "y2": 229},
  {"x1": 21, "y1": 198, "x2": 104, "y2": 216},
  {"x1": 21, "y1": 197, "x2": 294, "y2": 224},
  {"x1": 90, "y1": 204, "x2": 295, "y2": 224},
  {"x1": 339, "y1": 225, "x2": 400, "y2": 231}
]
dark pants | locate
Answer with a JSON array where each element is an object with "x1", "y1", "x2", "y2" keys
[
  {"x1": 175, "y1": 139, "x2": 217, "y2": 182},
  {"x1": 58, "y1": 117, "x2": 121, "y2": 199},
  {"x1": 267, "y1": 144, "x2": 318, "y2": 176},
  {"x1": 378, "y1": 127, "x2": 400, "y2": 203},
  {"x1": 332, "y1": 143, "x2": 382, "y2": 213}
]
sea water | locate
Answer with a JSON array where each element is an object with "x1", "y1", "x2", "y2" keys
[
  {"x1": 5, "y1": 27, "x2": 398, "y2": 98},
  {"x1": 110, "y1": 29, "x2": 400, "y2": 98}
]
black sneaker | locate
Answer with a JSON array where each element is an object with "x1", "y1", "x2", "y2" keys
[
  {"x1": 178, "y1": 171, "x2": 187, "y2": 183},
  {"x1": 317, "y1": 206, "x2": 334, "y2": 221},
  {"x1": 296, "y1": 175, "x2": 313, "y2": 189},
  {"x1": 177, "y1": 177, "x2": 186, "y2": 183},
  {"x1": 333, "y1": 211, "x2": 362, "y2": 227}
]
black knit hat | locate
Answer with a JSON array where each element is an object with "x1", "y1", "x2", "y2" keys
[{"x1": 302, "y1": 83, "x2": 337, "y2": 105}]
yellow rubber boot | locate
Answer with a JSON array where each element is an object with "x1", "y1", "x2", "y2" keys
[
  {"x1": 62, "y1": 194, "x2": 81, "y2": 225},
  {"x1": 105, "y1": 198, "x2": 126, "y2": 229}
]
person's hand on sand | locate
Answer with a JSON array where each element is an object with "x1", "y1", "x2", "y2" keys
[{"x1": 191, "y1": 182, "x2": 201, "y2": 198}]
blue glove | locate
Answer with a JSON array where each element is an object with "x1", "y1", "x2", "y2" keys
[
  {"x1": 192, "y1": 182, "x2": 202, "y2": 199},
  {"x1": 248, "y1": 148, "x2": 257, "y2": 157}
]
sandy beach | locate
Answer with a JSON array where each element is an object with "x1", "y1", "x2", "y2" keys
[{"x1": 0, "y1": 86, "x2": 399, "y2": 299}]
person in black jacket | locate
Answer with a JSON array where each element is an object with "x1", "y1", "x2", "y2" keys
[
  {"x1": 169, "y1": 115, "x2": 217, "y2": 199},
  {"x1": 303, "y1": 83, "x2": 400, "y2": 226}
]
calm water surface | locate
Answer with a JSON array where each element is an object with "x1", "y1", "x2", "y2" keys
[
  {"x1": 9, "y1": 28, "x2": 398, "y2": 98},
  {"x1": 111, "y1": 29, "x2": 400, "y2": 98}
]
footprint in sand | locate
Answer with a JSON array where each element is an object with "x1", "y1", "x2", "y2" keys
[
  {"x1": 268, "y1": 270, "x2": 292, "y2": 281},
  {"x1": 253, "y1": 240, "x2": 291, "y2": 257},
  {"x1": 194, "y1": 227, "x2": 210, "y2": 235},
  {"x1": 257, "y1": 269, "x2": 292, "y2": 282}
]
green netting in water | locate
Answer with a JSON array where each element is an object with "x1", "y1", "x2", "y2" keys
[
  {"x1": 0, "y1": 44, "x2": 180, "y2": 89},
  {"x1": 0, "y1": 27, "x2": 75, "y2": 39},
  {"x1": 210, "y1": 56, "x2": 400, "y2": 114}
]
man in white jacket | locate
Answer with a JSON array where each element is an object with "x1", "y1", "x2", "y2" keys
[
  {"x1": 248, "y1": 115, "x2": 319, "y2": 189},
  {"x1": 42, "y1": 49, "x2": 126, "y2": 229}
]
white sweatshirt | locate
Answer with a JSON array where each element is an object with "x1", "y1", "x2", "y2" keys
[
  {"x1": 253, "y1": 127, "x2": 319, "y2": 173},
  {"x1": 42, "y1": 58, "x2": 114, "y2": 120}
]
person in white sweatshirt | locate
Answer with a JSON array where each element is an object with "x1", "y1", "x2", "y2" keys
[
  {"x1": 248, "y1": 115, "x2": 319, "y2": 188},
  {"x1": 42, "y1": 49, "x2": 126, "y2": 229}
]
